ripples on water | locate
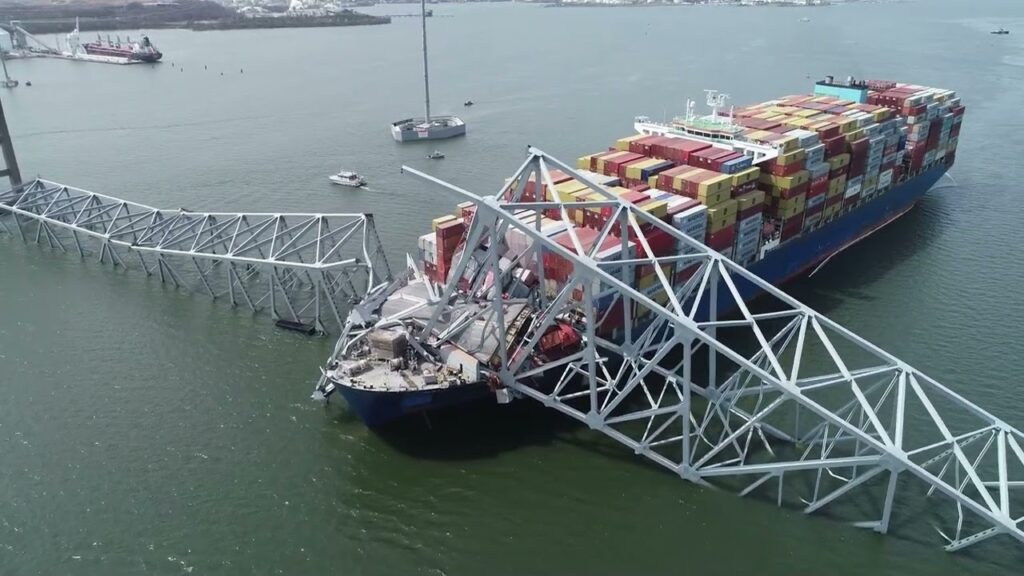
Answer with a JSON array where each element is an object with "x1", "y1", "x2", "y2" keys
[{"x1": 2, "y1": 1, "x2": 1024, "y2": 574}]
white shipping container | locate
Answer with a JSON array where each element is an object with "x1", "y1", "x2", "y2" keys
[
  {"x1": 924, "y1": 150, "x2": 937, "y2": 165},
  {"x1": 879, "y1": 169, "x2": 894, "y2": 189},
  {"x1": 845, "y1": 181, "x2": 862, "y2": 199}
]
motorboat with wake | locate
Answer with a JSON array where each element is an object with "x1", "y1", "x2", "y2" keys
[{"x1": 329, "y1": 169, "x2": 366, "y2": 187}]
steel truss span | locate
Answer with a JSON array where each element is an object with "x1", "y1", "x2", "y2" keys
[
  {"x1": 400, "y1": 148, "x2": 1024, "y2": 553},
  {"x1": 0, "y1": 179, "x2": 392, "y2": 333}
]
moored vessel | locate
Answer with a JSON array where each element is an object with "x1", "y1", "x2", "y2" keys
[
  {"x1": 321, "y1": 77, "x2": 964, "y2": 426},
  {"x1": 83, "y1": 34, "x2": 162, "y2": 62},
  {"x1": 390, "y1": 0, "x2": 466, "y2": 142}
]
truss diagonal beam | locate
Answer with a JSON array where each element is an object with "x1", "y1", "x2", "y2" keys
[
  {"x1": 0, "y1": 179, "x2": 392, "y2": 332},
  {"x1": 397, "y1": 148, "x2": 1024, "y2": 553}
]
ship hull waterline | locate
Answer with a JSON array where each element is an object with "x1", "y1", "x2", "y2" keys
[{"x1": 336, "y1": 164, "x2": 949, "y2": 427}]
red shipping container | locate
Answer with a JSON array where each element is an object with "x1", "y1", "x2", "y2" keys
[
  {"x1": 629, "y1": 183, "x2": 650, "y2": 193},
  {"x1": 738, "y1": 204, "x2": 763, "y2": 222},
  {"x1": 805, "y1": 203, "x2": 824, "y2": 217},
  {"x1": 706, "y1": 224, "x2": 736, "y2": 251},
  {"x1": 653, "y1": 139, "x2": 712, "y2": 165},
  {"x1": 771, "y1": 181, "x2": 809, "y2": 200},
  {"x1": 654, "y1": 165, "x2": 695, "y2": 191},
  {"x1": 848, "y1": 158, "x2": 866, "y2": 178},
  {"x1": 522, "y1": 170, "x2": 572, "y2": 201},
  {"x1": 675, "y1": 263, "x2": 701, "y2": 286},
  {"x1": 543, "y1": 227, "x2": 601, "y2": 282},
  {"x1": 629, "y1": 135, "x2": 664, "y2": 156},
  {"x1": 635, "y1": 228, "x2": 676, "y2": 258},
  {"x1": 589, "y1": 150, "x2": 620, "y2": 172},
  {"x1": 825, "y1": 194, "x2": 843, "y2": 207},
  {"x1": 813, "y1": 122, "x2": 842, "y2": 141},
  {"x1": 843, "y1": 193, "x2": 861, "y2": 210},
  {"x1": 823, "y1": 135, "x2": 847, "y2": 157},
  {"x1": 780, "y1": 217, "x2": 803, "y2": 241},
  {"x1": 769, "y1": 161, "x2": 805, "y2": 177},
  {"x1": 605, "y1": 152, "x2": 645, "y2": 178},
  {"x1": 809, "y1": 179, "x2": 828, "y2": 198},
  {"x1": 691, "y1": 147, "x2": 742, "y2": 171}
]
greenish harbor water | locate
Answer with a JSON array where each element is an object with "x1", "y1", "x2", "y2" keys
[{"x1": 2, "y1": 1, "x2": 1024, "y2": 573}]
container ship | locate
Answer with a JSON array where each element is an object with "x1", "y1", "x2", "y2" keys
[
  {"x1": 316, "y1": 77, "x2": 964, "y2": 427},
  {"x1": 82, "y1": 34, "x2": 162, "y2": 63}
]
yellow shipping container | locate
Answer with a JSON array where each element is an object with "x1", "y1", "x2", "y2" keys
[
  {"x1": 777, "y1": 193, "x2": 806, "y2": 212},
  {"x1": 871, "y1": 109, "x2": 890, "y2": 123},
  {"x1": 735, "y1": 189, "x2": 766, "y2": 211},
  {"x1": 707, "y1": 202, "x2": 738, "y2": 233},
  {"x1": 552, "y1": 180, "x2": 588, "y2": 201},
  {"x1": 753, "y1": 111, "x2": 778, "y2": 121},
  {"x1": 828, "y1": 175, "x2": 847, "y2": 198},
  {"x1": 845, "y1": 129, "x2": 864, "y2": 143},
  {"x1": 709, "y1": 198, "x2": 738, "y2": 220},
  {"x1": 776, "y1": 136, "x2": 800, "y2": 153},
  {"x1": 638, "y1": 273, "x2": 658, "y2": 290},
  {"x1": 625, "y1": 158, "x2": 662, "y2": 181},
  {"x1": 761, "y1": 170, "x2": 810, "y2": 189},
  {"x1": 777, "y1": 201, "x2": 805, "y2": 220},
  {"x1": 836, "y1": 117, "x2": 858, "y2": 134},
  {"x1": 828, "y1": 153, "x2": 851, "y2": 170},
  {"x1": 697, "y1": 189, "x2": 731, "y2": 207},
  {"x1": 864, "y1": 175, "x2": 878, "y2": 191},
  {"x1": 698, "y1": 174, "x2": 733, "y2": 198},
  {"x1": 794, "y1": 109, "x2": 818, "y2": 119},
  {"x1": 776, "y1": 148, "x2": 807, "y2": 166},
  {"x1": 577, "y1": 155, "x2": 594, "y2": 170},
  {"x1": 640, "y1": 199, "x2": 669, "y2": 220},
  {"x1": 615, "y1": 134, "x2": 646, "y2": 152},
  {"x1": 432, "y1": 214, "x2": 456, "y2": 231},
  {"x1": 455, "y1": 201, "x2": 474, "y2": 219},
  {"x1": 607, "y1": 186, "x2": 631, "y2": 197},
  {"x1": 731, "y1": 167, "x2": 761, "y2": 187}
]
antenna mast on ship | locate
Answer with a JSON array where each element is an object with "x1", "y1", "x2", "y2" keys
[{"x1": 420, "y1": 0, "x2": 431, "y2": 122}]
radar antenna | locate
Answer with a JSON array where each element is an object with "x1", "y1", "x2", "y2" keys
[{"x1": 704, "y1": 89, "x2": 731, "y2": 124}]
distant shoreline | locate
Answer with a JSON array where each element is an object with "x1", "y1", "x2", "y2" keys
[
  {"x1": 0, "y1": 1, "x2": 391, "y2": 36},
  {"x1": 543, "y1": 1, "x2": 834, "y2": 7}
]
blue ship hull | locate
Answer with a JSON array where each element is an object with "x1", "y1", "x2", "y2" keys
[{"x1": 338, "y1": 164, "x2": 949, "y2": 427}]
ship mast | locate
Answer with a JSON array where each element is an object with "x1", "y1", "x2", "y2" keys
[{"x1": 420, "y1": 0, "x2": 431, "y2": 122}]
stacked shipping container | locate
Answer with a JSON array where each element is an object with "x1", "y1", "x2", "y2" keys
[{"x1": 417, "y1": 80, "x2": 962, "y2": 334}]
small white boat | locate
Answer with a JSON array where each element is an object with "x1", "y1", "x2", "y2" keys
[
  {"x1": 329, "y1": 170, "x2": 366, "y2": 187},
  {"x1": 427, "y1": 150, "x2": 445, "y2": 160}
]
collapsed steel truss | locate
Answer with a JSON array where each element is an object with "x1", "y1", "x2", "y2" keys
[
  {"x1": 0, "y1": 179, "x2": 391, "y2": 332},
  {"x1": 402, "y1": 148, "x2": 1024, "y2": 552}
]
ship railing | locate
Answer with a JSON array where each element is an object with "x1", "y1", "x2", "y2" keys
[{"x1": 397, "y1": 147, "x2": 1024, "y2": 554}]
